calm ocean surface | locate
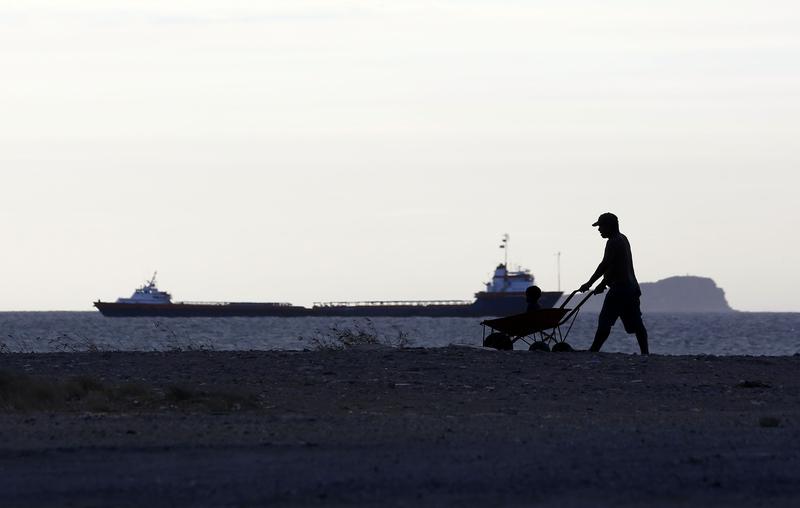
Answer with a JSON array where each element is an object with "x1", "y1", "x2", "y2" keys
[{"x1": 1, "y1": 312, "x2": 798, "y2": 356}]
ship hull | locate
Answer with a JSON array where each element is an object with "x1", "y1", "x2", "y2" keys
[
  {"x1": 313, "y1": 292, "x2": 562, "y2": 317},
  {"x1": 94, "y1": 302, "x2": 310, "y2": 318}
]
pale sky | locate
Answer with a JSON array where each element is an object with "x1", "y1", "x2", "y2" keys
[{"x1": 1, "y1": 1, "x2": 798, "y2": 311}]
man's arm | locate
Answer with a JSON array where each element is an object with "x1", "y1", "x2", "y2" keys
[
  {"x1": 579, "y1": 242, "x2": 614, "y2": 292},
  {"x1": 579, "y1": 263, "x2": 606, "y2": 293}
]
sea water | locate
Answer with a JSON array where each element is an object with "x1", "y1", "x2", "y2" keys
[{"x1": 0, "y1": 312, "x2": 798, "y2": 356}]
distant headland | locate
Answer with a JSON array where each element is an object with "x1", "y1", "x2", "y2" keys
[{"x1": 573, "y1": 276, "x2": 734, "y2": 313}]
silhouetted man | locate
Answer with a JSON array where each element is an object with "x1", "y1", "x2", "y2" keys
[{"x1": 579, "y1": 213, "x2": 649, "y2": 355}]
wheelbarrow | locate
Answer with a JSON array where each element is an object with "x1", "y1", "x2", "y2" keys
[{"x1": 481, "y1": 287, "x2": 600, "y2": 351}]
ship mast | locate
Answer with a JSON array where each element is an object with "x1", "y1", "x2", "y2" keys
[{"x1": 499, "y1": 234, "x2": 509, "y2": 267}]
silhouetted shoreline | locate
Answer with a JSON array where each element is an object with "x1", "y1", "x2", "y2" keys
[{"x1": 1, "y1": 348, "x2": 798, "y2": 506}]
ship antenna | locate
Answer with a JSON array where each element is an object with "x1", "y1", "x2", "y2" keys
[{"x1": 499, "y1": 234, "x2": 509, "y2": 267}]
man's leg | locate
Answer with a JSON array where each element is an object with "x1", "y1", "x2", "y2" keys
[
  {"x1": 621, "y1": 294, "x2": 648, "y2": 355},
  {"x1": 592, "y1": 293, "x2": 616, "y2": 352},
  {"x1": 635, "y1": 327, "x2": 649, "y2": 355},
  {"x1": 589, "y1": 326, "x2": 612, "y2": 352}
]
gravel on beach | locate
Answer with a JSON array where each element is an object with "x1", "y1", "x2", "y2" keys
[{"x1": 1, "y1": 347, "x2": 799, "y2": 507}]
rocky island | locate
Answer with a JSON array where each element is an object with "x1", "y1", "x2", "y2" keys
[{"x1": 576, "y1": 276, "x2": 734, "y2": 313}]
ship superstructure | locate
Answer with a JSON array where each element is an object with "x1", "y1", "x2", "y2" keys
[
  {"x1": 483, "y1": 263, "x2": 535, "y2": 293},
  {"x1": 115, "y1": 273, "x2": 172, "y2": 304}
]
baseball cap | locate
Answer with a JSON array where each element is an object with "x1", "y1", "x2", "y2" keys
[{"x1": 592, "y1": 212, "x2": 618, "y2": 227}]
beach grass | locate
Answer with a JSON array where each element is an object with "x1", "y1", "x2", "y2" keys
[{"x1": 0, "y1": 369, "x2": 257, "y2": 413}]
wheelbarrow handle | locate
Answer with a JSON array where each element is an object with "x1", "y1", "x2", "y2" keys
[
  {"x1": 558, "y1": 285, "x2": 602, "y2": 325},
  {"x1": 560, "y1": 284, "x2": 605, "y2": 308},
  {"x1": 559, "y1": 290, "x2": 581, "y2": 309}
]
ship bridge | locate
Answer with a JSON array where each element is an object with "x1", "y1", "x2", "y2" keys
[
  {"x1": 115, "y1": 272, "x2": 172, "y2": 304},
  {"x1": 484, "y1": 263, "x2": 534, "y2": 293}
]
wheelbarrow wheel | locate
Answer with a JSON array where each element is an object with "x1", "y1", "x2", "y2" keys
[
  {"x1": 529, "y1": 341, "x2": 550, "y2": 352},
  {"x1": 551, "y1": 342, "x2": 575, "y2": 353},
  {"x1": 483, "y1": 332, "x2": 512, "y2": 351}
]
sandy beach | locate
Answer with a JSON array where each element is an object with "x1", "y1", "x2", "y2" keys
[{"x1": 1, "y1": 347, "x2": 799, "y2": 506}]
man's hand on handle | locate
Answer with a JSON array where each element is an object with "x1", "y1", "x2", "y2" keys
[{"x1": 579, "y1": 282, "x2": 607, "y2": 294}]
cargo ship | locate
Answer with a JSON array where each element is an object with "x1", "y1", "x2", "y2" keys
[
  {"x1": 93, "y1": 273, "x2": 309, "y2": 317},
  {"x1": 312, "y1": 263, "x2": 561, "y2": 317},
  {"x1": 94, "y1": 264, "x2": 561, "y2": 318}
]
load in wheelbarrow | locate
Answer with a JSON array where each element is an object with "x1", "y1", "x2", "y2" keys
[{"x1": 481, "y1": 287, "x2": 599, "y2": 351}]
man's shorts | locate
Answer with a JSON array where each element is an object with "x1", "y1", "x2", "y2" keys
[{"x1": 599, "y1": 287, "x2": 646, "y2": 334}]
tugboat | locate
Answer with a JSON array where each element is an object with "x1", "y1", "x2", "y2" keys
[{"x1": 93, "y1": 273, "x2": 308, "y2": 317}]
